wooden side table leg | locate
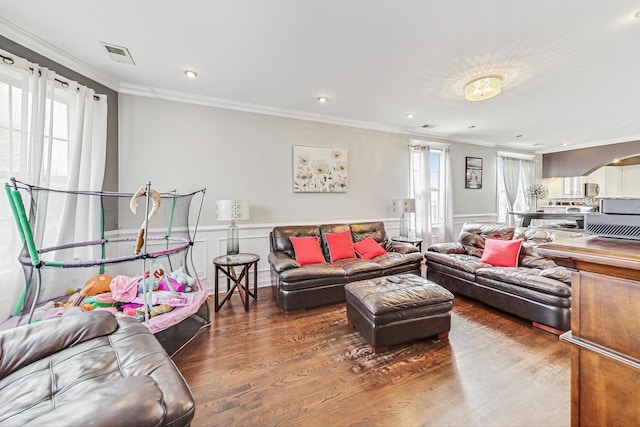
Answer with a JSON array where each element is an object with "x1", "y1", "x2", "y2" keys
[
  {"x1": 214, "y1": 266, "x2": 220, "y2": 312},
  {"x1": 253, "y1": 261, "x2": 258, "y2": 299},
  {"x1": 243, "y1": 265, "x2": 250, "y2": 312}
]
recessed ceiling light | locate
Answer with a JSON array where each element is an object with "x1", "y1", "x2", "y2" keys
[
  {"x1": 613, "y1": 158, "x2": 620, "y2": 163},
  {"x1": 468, "y1": 125, "x2": 476, "y2": 129},
  {"x1": 635, "y1": 10, "x2": 640, "y2": 18},
  {"x1": 561, "y1": 142, "x2": 568, "y2": 146},
  {"x1": 516, "y1": 134, "x2": 523, "y2": 138},
  {"x1": 317, "y1": 96, "x2": 328, "y2": 103},
  {"x1": 184, "y1": 70, "x2": 198, "y2": 78},
  {"x1": 406, "y1": 113, "x2": 414, "y2": 119}
]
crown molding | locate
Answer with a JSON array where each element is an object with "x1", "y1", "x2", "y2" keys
[
  {"x1": 120, "y1": 82, "x2": 507, "y2": 149},
  {"x1": 121, "y1": 81, "x2": 524, "y2": 153},
  {"x1": 0, "y1": 18, "x2": 119, "y2": 91},
  {"x1": 537, "y1": 134, "x2": 640, "y2": 154},
  {"x1": 119, "y1": 82, "x2": 432, "y2": 136}
]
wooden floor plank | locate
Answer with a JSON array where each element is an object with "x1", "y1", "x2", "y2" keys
[{"x1": 173, "y1": 288, "x2": 570, "y2": 427}]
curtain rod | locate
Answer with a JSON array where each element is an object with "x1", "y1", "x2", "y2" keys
[{"x1": 0, "y1": 52, "x2": 101, "y2": 101}]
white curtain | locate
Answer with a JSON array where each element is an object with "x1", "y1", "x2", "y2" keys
[
  {"x1": 440, "y1": 147, "x2": 455, "y2": 242},
  {"x1": 412, "y1": 145, "x2": 432, "y2": 245},
  {"x1": 502, "y1": 157, "x2": 521, "y2": 226},
  {"x1": 0, "y1": 52, "x2": 107, "y2": 321},
  {"x1": 520, "y1": 159, "x2": 535, "y2": 210}
]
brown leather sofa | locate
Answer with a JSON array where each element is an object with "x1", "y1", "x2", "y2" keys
[
  {"x1": 425, "y1": 223, "x2": 589, "y2": 333},
  {"x1": 268, "y1": 221, "x2": 423, "y2": 311},
  {"x1": 0, "y1": 311, "x2": 195, "y2": 426}
]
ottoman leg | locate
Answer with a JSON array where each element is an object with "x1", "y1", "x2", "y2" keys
[
  {"x1": 437, "y1": 332, "x2": 449, "y2": 340},
  {"x1": 369, "y1": 344, "x2": 389, "y2": 353}
]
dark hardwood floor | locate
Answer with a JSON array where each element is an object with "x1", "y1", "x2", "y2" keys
[{"x1": 173, "y1": 287, "x2": 570, "y2": 427}]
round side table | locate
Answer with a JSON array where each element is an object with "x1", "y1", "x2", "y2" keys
[{"x1": 212, "y1": 253, "x2": 260, "y2": 312}]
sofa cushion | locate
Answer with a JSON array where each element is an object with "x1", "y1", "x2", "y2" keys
[
  {"x1": 458, "y1": 223, "x2": 515, "y2": 257},
  {"x1": 350, "y1": 221, "x2": 389, "y2": 243},
  {"x1": 272, "y1": 225, "x2": 320, "y2": 258},
  {"x1": 279, "y1": 263, "x2": 347, "y2": 283},
  {"x1": 539, "y1": 266, "x2": 574, "y2": 284},
  {"x1": 334, "y1": 257, "x2": 382, "y2": 280},
  {"x1": 290, "y1": 236, "x2": 326, "y2": 265},
  {"x1": 476, "y1": 267, "x2": 572, "y2": 298},
  {"x1": 373, "y1": 252, "x2": 424, "y2": 270},
  {"x1": 424, "y1": 251, "x2": 491, "y2": 274},
  {"x1": 480, "y1": 239, "x2": 523, "y2": 267},
  {"x1": 353, "y1": 236, "x2": 388, "y2": 259},
  {"x1": 324, "y1": 230, "x2": 356, "y2": 262},
  {"x1": 319, "y1": 223, "x2": 351, "y2": 260}
]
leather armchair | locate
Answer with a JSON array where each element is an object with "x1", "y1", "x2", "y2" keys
[{"x1": 0, "y1": 311, "x2": 195, "y2": 426}]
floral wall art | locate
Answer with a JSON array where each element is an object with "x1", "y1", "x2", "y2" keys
[{"x1": 293, "y1": 145, "x2": 348, "y2": 192}]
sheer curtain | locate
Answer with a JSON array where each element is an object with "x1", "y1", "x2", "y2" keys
[
  {"x1": 411, "y1": 145, "x2": 432, "y2": 245},
  {"x1": 440, "y1": 147, "x2": 455, "y2": 242},
  {"x1": 502, "y1": 157, "x2": 521, "y2": 226},
  {"x1": 0, "y1": 51, "x2": 107, "y2": 321},
  {"x1": 520, "y1": 159, "x2": 535, "y2": 210}
]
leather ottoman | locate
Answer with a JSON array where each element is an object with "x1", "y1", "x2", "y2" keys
[{"x1": 345, "y1": 274, "x2": 454, "y2": 353}]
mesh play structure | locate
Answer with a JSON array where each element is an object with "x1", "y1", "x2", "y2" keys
[{"x1": 4, "y1": 178, "x2": 210, "y2": 356}]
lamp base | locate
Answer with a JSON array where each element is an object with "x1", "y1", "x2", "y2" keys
[
  {"x1": 400, "y1": 214, "x2": 410, "y2": 238},
  {"x1": 227, "y1": 223, "x2": 239, "y2": 255}
]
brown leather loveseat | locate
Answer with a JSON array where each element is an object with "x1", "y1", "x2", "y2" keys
[
  {"x1": 0, "y1": 311, "x2": 195, "y2": 426},
  {"x1": 268, "y1": 221, "x2": 423, "y2": 311},
  {"x1": 425, "y1": 223, "x2": 589, "y2": 333}
]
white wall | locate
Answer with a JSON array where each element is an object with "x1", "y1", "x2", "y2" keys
[{"x1": 118, "y1": 94, "x2": 535, "y2": 292}]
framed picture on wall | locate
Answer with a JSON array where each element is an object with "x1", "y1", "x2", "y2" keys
[
  {"x1": 465, "y1": 157, "x2": 483, "y2": 189},
  {"x1": 293, "y1": 145, "x2": 348, "y2": 192}
]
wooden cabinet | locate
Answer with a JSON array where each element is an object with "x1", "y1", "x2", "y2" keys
[{"x1": 537, "y1": 236, "x2": 640, "y2": 426}]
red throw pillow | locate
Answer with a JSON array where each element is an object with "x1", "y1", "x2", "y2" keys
[
  {"x1": 289, "y1": 236, "x2": 326, "y2": 265},
  {"x1": 324, "y1": 230, "x2": 356, "y2": 262},
  {"x1": 353, "y1": 236, "x2": 388, "y2": 260},
  {"x1": 479, "y1": 238, "x2": 523, "y2": 267}
]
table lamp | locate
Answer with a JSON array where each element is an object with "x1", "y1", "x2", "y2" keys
[
  {"x1": 216, "y1": 200, "x2": 250, "y2": 255},
  {"x1": 393, "y1": 198, "x2": 415, "y2": 238}
]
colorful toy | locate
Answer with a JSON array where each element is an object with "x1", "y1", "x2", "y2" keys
[
  {"x1": 82, "y1": 273, "x2": 113, "y2": 296},
  {"x1": 129, "y1": 185, "x2": 161, "y2": 254}
]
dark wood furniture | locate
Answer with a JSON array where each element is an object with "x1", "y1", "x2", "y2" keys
[
  {"x1": 537, "y1": 236, "x2": 640, "y2": 426},
  {"x1": 510, "y1": 211, "x2": 586, "y2": 228},
  {"x1": 213, "y1": 253, "x2": 260, "y2": 312}
]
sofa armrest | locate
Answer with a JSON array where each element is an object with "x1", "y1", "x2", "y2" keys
[
  {"x1": 268, "y1": 251, "x2": 301, "y2": 273},
  {"x1": 427, "y1": 242, "x2": 466, "y2": 254},
  {"x1": 0, "y1": 311, "x2": 118, "y2": 379},
  {"x1": 385, "y1": 240, "x2": 419, "y2": 254}
]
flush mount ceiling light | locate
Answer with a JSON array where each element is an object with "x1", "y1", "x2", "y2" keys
[
  {"x1": 317, "y1": 96, "x2": 328, "y2": 103},
  {"x1": 406, "y1": 113, "x2": 414, "y2": 119},
  {"x1": 184, "y1": 70, "x2": 198, "y2": 78},
  {"x1": 464, "y1": 76, "x2": 502, "y2": 101}
]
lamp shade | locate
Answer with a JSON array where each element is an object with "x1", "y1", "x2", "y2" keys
[
  {"x1": 216, "y1": 200, "x2": 250, "y2": 221},
  {"x1": 393, "y1": 199, "x2": 416, "y2": 214}
]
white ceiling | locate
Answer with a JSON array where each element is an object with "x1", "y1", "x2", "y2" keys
[{"x1": 2, "y1": 1, "x2": 640, "y2": 153}]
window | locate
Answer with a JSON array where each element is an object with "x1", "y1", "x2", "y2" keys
[
  {"x1": 410, "y1": 146, "x2": 443, "y2": 227},
  {"x1": 0, "y1": 66, "x2": 72, "y2": 276},
  {"x1": 497, "y1": 154, "x2": 535, "y2": 223},
  {"x1": 0, "y1": 73, "x2": 71, "y2": 185}
]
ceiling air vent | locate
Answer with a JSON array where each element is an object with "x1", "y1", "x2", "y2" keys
[{"x1": 99, "y1": 42, "x2": 135, "y2": 65}]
